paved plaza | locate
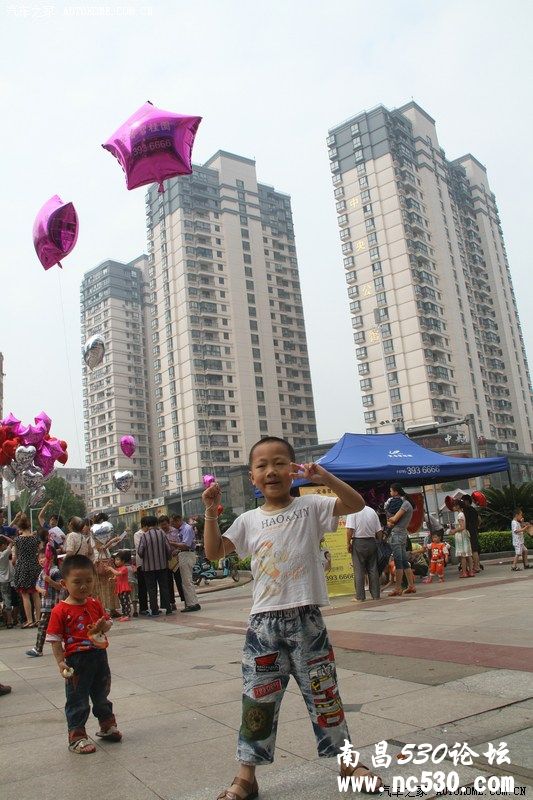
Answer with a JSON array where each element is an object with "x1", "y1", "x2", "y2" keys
[{"x1": 1, "y1": 565, "x2": 532, "y2": 799}]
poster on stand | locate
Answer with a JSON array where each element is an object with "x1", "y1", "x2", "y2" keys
[{"x1": 299, "y1": 486, "x2": 354, "y2": 598}]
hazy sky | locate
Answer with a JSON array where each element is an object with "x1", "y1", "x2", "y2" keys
[{"x1": 1, "y1": 0, "x2": 532, "y2": 468}]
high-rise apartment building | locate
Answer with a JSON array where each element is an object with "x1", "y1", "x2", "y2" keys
[
  {"x1": 81, "y1": 257, "x2": 154, "y2": 510},
  {"x1": 327, "y1": 102, "x2": 533, "y2": 454},
  {"x1": 145, "y1": 150, "x2": 317, "y2": 493}
]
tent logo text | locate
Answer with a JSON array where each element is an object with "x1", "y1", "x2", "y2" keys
[{"x1": 388, "y1": 449, "x2": 413, "y2": 459}]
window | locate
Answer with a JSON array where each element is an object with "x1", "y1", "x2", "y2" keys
[
  {"x1": 383, "y1": 339, "x2": 395, "y2": 353},
  {"x1": 343, "y1": 256, "x2": 355, "y2": 268},
  {"x1": 385, "y1": 355, "x2": 396, "y2": 370},
  {"x1": 362, "y1": 394, "x2": 374, "y2": 407},
  {"x1": 363, "y1": 204, "x2": 373, "y2": 215},
  {"x1": 374, "y1": 276, "x2": 385, "y2": 290},
  {"x1": 372, "y1": 261, "x2": 382, "y2": 275},
  {"x1": 390, "y1": 387, "x2": 401, "y2": 403},
  {"x1": 392, "y1": 404, "x2": 403, "y2": 419},
  {"x1": 355, "y1": 346, "x2": 367, "y2": 359},
  {"x1": 365, "y1": 218, "x2": 375, "y2": 231},
  {"x1": 352, "y1": 315, "x2": 363, "y2": 328},
  {"x1": 364, "y1": 411, "x2": 376, "y2": 423},
  {"x1": 376, "y1": 291, "x2": 387, "y2": 306},
  {"x1": 357, "y1": 163, "x2": 366, "y2": 175},
  {"x1": 381, "y1": 322, "x2": 391, "y2": 337},
  {"x1": 369, "y1": 247, "x2": 380, "y2": 260},
  {"x1": 387, "y1": 371, "x2": 398, "y2": 386},
  {"x1": 367, "y1": 232, "x2": 377, "y2": 244},
  {"x1": 354, "y1": 149, "x2": 364, "y2": 163},
  {"x1": 341, "y1": 242, "x2": 353, "y2": 254},
  {"x1": 360, "y1": 378, "x2": 372, "y2": 391},
  {"x1": 359, "y1": 176, "x2": 368, "y2": 188},
  {"x1": 353, "y1": 331, "x2": 365, "y2": 344},
  {"x1": 358, "y1": 362, "x2": 370, "y2": 375},
  {"x1": 350, "y1": 300, "x2": 361, "y2": 313},
  {"x1": 375, "y1": 307, "x2": 389, "y2": 322}
]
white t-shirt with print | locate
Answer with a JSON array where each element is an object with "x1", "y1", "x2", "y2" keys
[
  {"x1": 511, "y1": 519, "x2": 524, "y2": 546},
  {"x1": 224, "y1": 494, "x2": 337, "y2": 615}
]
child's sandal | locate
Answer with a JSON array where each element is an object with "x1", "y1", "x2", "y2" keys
[
  {"x1": 340, "y1": 763, "x2": 383, "y2": 794},
  {"x1": 69, "y1": 737, "x2": 96, "y2": 754},
  {"x1": 216, "y1": 776, "x2": 258, "y2": 800}
]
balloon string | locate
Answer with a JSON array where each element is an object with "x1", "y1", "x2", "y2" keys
[{"x1": 56, "y1": 271, "x2": 85, "y2": 517}]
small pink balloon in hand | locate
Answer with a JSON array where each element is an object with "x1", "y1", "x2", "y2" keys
[{"x1": 202, "y1": 474, "x2": 216, "y2": 488}]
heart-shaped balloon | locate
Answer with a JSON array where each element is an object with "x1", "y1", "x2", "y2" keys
[
  {"x1": 91, "y1": 521, "x2": 114, "y2": 542},
  {"x1": 113, "y1": 470, "x2": 134, "y2": 492},
  {"x1": 15, "y1": 445, "x2": 37, "y2": 467},
  {"x1": 15, "y1": 473, "x2": 25, "y2": 491},
  {"x1": 2, "y1": 465, "x2": 17, "y2": 483},
  {"x1": 83, "y1": 335, "x2": 105, "y2": 370},
  {"x1": 1, "y1": 413, "x2": 21, "y2": 430},
  {"x1": 22, "y1": 468, "x2": 45, "y2": 491}
]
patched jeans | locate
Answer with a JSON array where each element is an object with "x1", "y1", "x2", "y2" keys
[
  {"x1": 64, "y1": 649, "x2": 115, "y2": 742},
  {"x1": 237, "y1": 605, "x2": 350, "y2": 765}
]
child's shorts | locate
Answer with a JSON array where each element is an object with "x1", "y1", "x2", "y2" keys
[{"x1": 454, "y1": 531, "x2": 472, "y2": 558}]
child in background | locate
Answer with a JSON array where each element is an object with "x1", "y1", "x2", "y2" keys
[
  {"x1": 450, "y1": 500, "x2": 474, "y2": 578},
  {"x1": 0, "y1": 535, "x2": 14, "y2": 628},
  {"x1": 511, "y1": 509, "x2": 530, "y2": 572},
  {"x1": 422, "y1": 532, "x2": 450, "y2": 584},
  {"x1": 45, "y1": 554, "x2": 122, "y2": 754},
  {"x1": 319, "y1": 537, "x2": 332, "y2": 573},
  {"x1": 107, "y1": 551, "x2": 132, "y2": 621},
  {"x1": 26, "y1": 551, "x2": 63, "y2": 657},
  {"x1": 202, "y1": 436, "x2": 382, "y2": 799}
]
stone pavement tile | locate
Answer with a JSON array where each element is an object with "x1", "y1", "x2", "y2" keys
[
  {"x1": 0, "y1": 708, "x2": 65, "y2": 745},
  {"x1": 401, "y1": 703, "x2": 533, "y2": 748},
  {"x1": 110, "y1": 653, "x2": 183, "y2": 679},
  {"x1": 361, "y1": 686, "x2": 512, "y2": 727},
  {"x1": 111, "y1": 692, "x2": 190, "y2": 722},
  {"x1": 106, "y1": 707, "x2": 232, "y2": 761},
  {"x1": 125, "y1": 734, "x2": 306, "y2": 798},
  {"x1": 3, "y1": 762, "x2": 162, "y2": 800},
  {"x1": 334, "y1": 648, "x2": 489, "y2": 685},
  {"x1": 129, "y1": 668, "x2": 228, "y2": 691},
  {"x1": 0, "y1": 733, "x2": 109, "y2": 784},
  {"x1": 0, "y1": 682, "x2": 56, "y2": 717},
  {"x1": 159, "y1": 676, "x2": 244, "y2": 709},
  {"x1": 442, "y1": 669, "x2": 533, "y2": 701},
  {"x1": 274, "y1": 712, "x2": 420, "y2": 760},
  {"x1": 337, "y1": 672, "x2": 427, "y2": 704},
  {"x1": 476, "y1": 729, "x2": 533, "y2": 771}
]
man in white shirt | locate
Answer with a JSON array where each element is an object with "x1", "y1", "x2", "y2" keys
[{"x1": 346, "y1": 505, "x2": 381, "y2": 602}]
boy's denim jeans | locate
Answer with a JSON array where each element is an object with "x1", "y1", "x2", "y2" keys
[
  {"x1": 237, "y1": 605, "x2": 350, "y2": 764},
  {"x1": 65, "y1": 649, "x2": 115, "y2": 742}
]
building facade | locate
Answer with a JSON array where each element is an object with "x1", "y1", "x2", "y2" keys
[
  {"x1": 145, "y1": 150, "x2": 317, "y2": 493},
  {"x1": 81, "y1": 257, "x2": 154, "y2": 511},
  {"x1": 56, "y1": 467, "x2": 87, "y2": 506},
  {"x1": 327, "y1": 102, "x2": 533, "y2": 455}
]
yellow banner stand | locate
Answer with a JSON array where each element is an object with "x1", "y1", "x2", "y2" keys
[{"x1": 300, "y1": 486, "x2": 354, "y2": 598}]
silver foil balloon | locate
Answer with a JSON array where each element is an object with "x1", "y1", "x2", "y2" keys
[
  {"x1": 113, "y1": 470, "x2": 134, "y2": 492},
  {"x1": 2, "y1": 465, "x2": 17, "y2": 483},
  {"x1": 83, "y1": 334, "x2": 105, "y2": 370},
  {"x1": 30, "y1": 486, "x2": 47, "y2": 506},
  {"x1": 21, "y1": 468, "x2": 45, "y2": 491},
  {"x1": 91, "y1": 521, "x2": 114, "y2": 542},
  {"x1": 15, "y1": 445, "x2": 37, "y2": 468},
  {"x1": 15, "y1": 473, "x2": 25, "y2": 491}
]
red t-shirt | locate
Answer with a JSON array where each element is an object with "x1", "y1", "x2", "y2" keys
[
  {"x1": 429, "y1": 542, "x2": 447, "y2": 562},
  {"x1": 114, "y1": 565, "x2": 131, "y2": 594},
  {"x1": 46, "y1": 597, "x2": 110, "y2": 656}
]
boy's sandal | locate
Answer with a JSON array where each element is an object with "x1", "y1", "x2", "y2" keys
[
  {"x1": 387, "y1": 589, "x2": 403, "y2": 596},
  {"x1": 216, "y1": 776, "x2": 259, "y2": 800},
  {"x1": 340, "y1": 763, "x2": 383, "y2": 794},
  {"x1": 69, "y1": 738, "x2": 96, "y2": 754},
  {"x1": 21, "y1": 622, "x2": 32, "y2": 628},
  {"x1": 96, "y1": 726, "x2": 122, "y2": 742}
]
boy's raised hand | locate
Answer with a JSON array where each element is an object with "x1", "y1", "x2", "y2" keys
[
  {"x1": 289, "y1": 462, "x2": 328, "y2": 484},
  {"x1": 202, "y1": 482, "x2": 221, "y2": 508}
]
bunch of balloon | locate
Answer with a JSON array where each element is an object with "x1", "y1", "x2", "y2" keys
[
  {"x1": 33, "y1": 195, "x2": 79, "y2": 270},
  {"x1": 0, "y1": 412, "x2": 68, "y2": 510}
]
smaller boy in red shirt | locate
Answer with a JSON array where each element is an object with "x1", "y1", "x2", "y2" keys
[
  {"x1": 46, "y1": 554, "x2": 122, "y2": 754},
  {"x1": 107, "y1": 550, "x2": 132, "y2": 621},
  {"x1": 423, "y1": 533, "x2": 450, "y2": 583}
]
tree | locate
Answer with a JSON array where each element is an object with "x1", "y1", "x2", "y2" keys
[
  {"x1": 479, "y1": 482, "x2": 533, "y2": 531},
  {"x1": 11, "y1": 474, "x2": 86, "y2": 525}
]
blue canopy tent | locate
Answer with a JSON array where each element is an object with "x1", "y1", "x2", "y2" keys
[{"x1": 293, "y1": 432, "x2": 509, "y2": 487}]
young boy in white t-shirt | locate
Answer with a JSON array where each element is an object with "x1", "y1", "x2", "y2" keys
[
  {"x1": 511, "y1": 509, "x2": 530, "y2": 571},
  {"x1": 202, "y1": 436, "x2": 383, "y2": 800}
]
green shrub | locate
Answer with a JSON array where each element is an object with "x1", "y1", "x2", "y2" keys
[
  {"x1": 477, "y1": 530, "x2": 533, "y2": 553},
  {"x1": 236, "y1": 556, "x2": 252, "y2": 570}
]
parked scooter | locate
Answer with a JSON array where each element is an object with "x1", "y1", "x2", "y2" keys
[{"x1": 192, "y1": 549, "x2": 239, "y2": 586}]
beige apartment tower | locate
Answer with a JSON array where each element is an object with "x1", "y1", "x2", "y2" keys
[
  {"x1": 145, "y1": 151, "x2": 317, "y2": 494},
  {"x1": 81, "y1": 257, "x2": 154, "y2": 511},
  {"x1": 327, "y1": 102, "x2": 533, "y2": 455}
]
